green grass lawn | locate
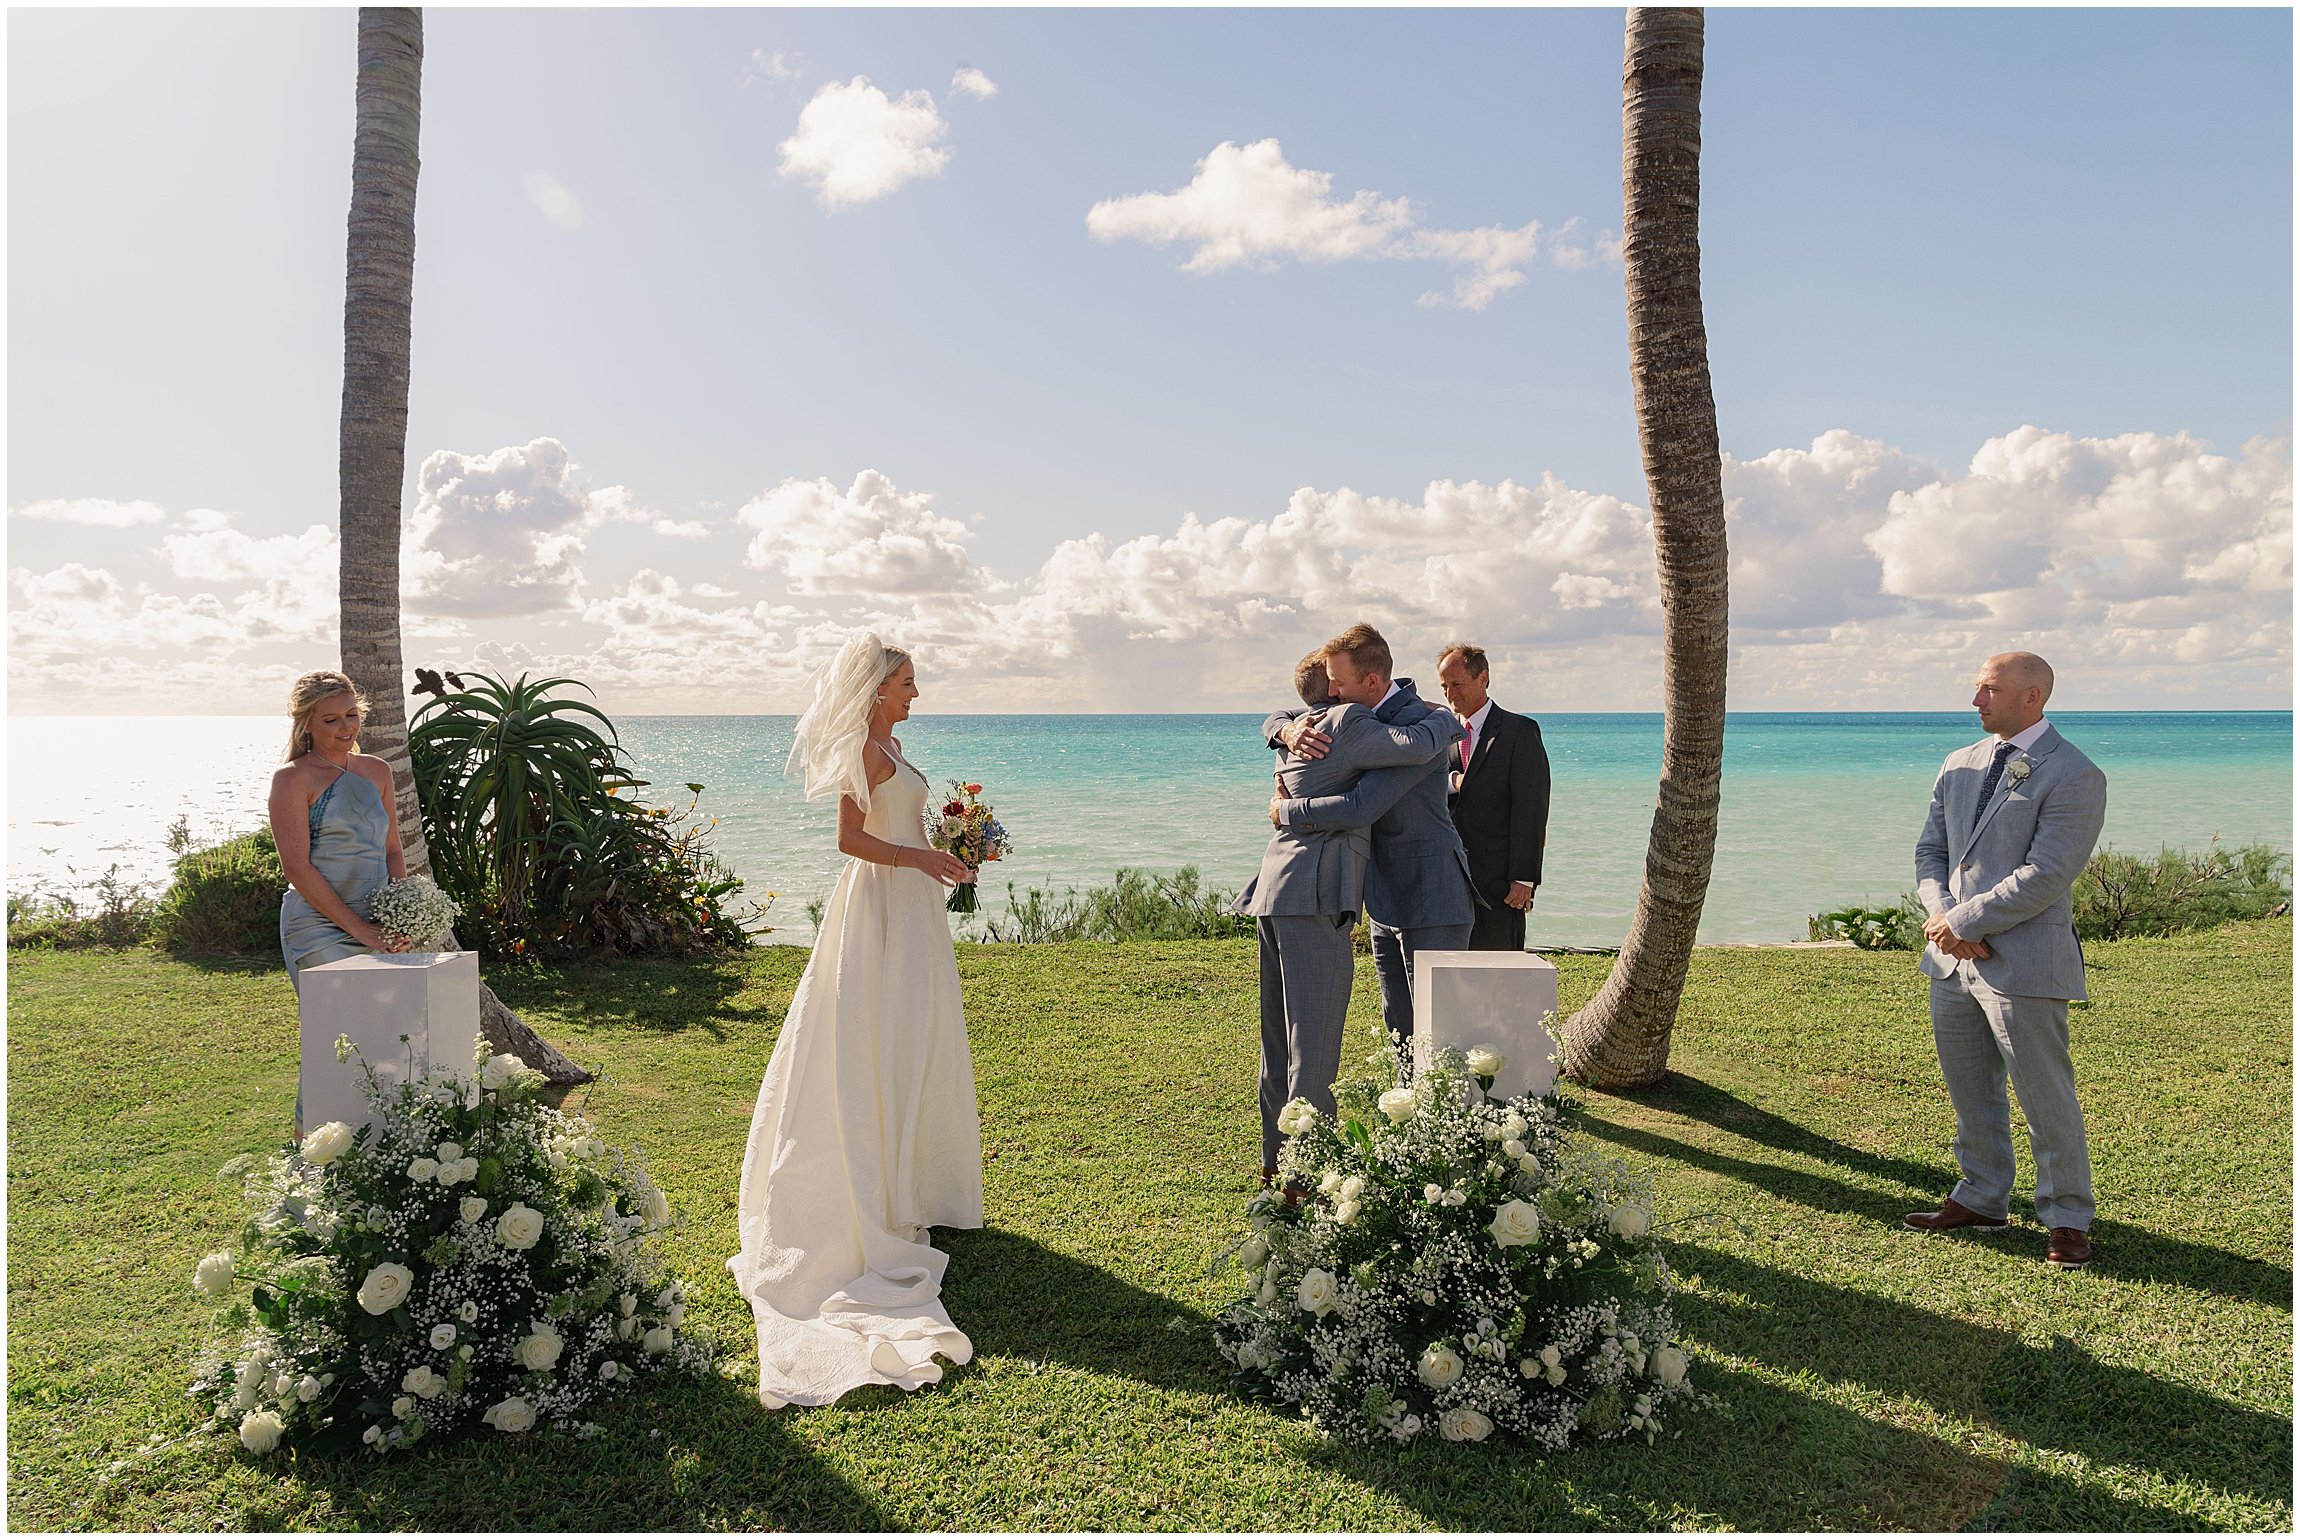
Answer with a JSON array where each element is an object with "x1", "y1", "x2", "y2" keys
[{"x1": 8, "y1": 921, "x2": 2291, "y2": 1530}]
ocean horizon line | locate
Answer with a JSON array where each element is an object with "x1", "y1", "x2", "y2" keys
[{"x1": 7, "y1": 707, "x2": 2293, "y2": 722}]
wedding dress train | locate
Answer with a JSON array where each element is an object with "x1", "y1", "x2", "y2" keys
[{"x1": 728, "y1": 749, "x2": 985, "y2": 1408}]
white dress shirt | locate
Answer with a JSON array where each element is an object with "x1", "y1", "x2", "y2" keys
[{"x1": 1999, "y1": 717, "x2": 2052, "y2": 752}]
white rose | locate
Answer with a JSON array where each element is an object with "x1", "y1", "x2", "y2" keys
[
  {"x1": 517, "y1": 1324, "x2": 565, "y2": 1373},
  {"x1": 1275, "y1": 1098, "x2": 1317, "y2": 1137},
  {"x1": 1416, "y1": 1343, "x2": 1465, "y2": 1389},
  {"x1": 1339, "y1": 1174, "x2": 1366, "y2": 1201},
  {"x1": 193, "y1": 1250, "x2": 236, "y2": 1298},
  {"x1": 1257, "y1": 1280, "x2": 1278, "y2": 1305},
  {"x1": 1610, "y1": 1203, "x2": 1651, "y2": 1240},
  {"x1": 356, "y1": 1262, "x2": 414, "y2": 1315},
  {"x1": 460, "y1": 1196, "x2": 488, "y2": 1224},
  {"x1": 1546, "y1": 1362, "x2": 1568, "y2": 1387},
  {"x1": 656, "y1": 1285, "x2": 679, "y2": 1309},
  {"x1": 299, "y1": 1121, "x2": 355, "y2": 1165},
  {"x1": 1519, "y1": 1358, "x2": 1541, "y2": 1379},
  {"x1": 435, "y1": 1142, "x2": 462, "y2": 1164},
  {"x1": 231, "y1": 1352, "x2": 268, "y2": 1410},
  {"x1": 495, "y1": 1203, "x2": 545, "y2": 1251},
  {"x1": 401, "y1": 1365, "x2": 445, "y2": 1400},
  {"x1": 296, "y1": 1375, "x2": 322, "y2": 1403},
  {"x1": 457, "y1": 1301, "x2": 479, "y2": 1323},
  {"x1": 1502, "y1": 1111, "x2": 1528, "y2": 1139},
  {"x1": 1654, "y1": 1346, "x2": 1689, "y2": 1389},
  {"x1": 599, "y1": 1360, "x2": 621, "y2": 1381},
  {"x1": 643, "y1": 1325, "x2": 675, "y2": 1354},
  {"x1": 1423, "y1": 1183, "x2": 1444, "y2": 1203},
  {"x1": 1239, "y1": 1235, "x2": 1269, "y2": 1270},
  {"x1": 430, "y1": 1324, "x2": 456, "y2": 1350},
  {"x1": 479, "y1": 1052, "x2": 528, "y2": 1090},
  {"x1": 1501, "y1": 1137, "x2": 1527, "y2": 1160},
  {"x1": 457, "y1": 1158, "x2": 481, "y2": 1183},
  {"x1": 1294, "y1": 1268, "x2": 1339, "y2": 1317},
  {"x1": 1488, "y1": 1198, "x2": 1543, "y2": 1248},
  {"x1": 1332, "y1": 1198, "x2": 1360, "y2": 1225},
  {"x1": 237, "y1": 1409, "x2": 285, "y2": 1454},
  {"x1": 482, "y1": 1397, "x2": 535, "y2": 1434},
  {"x1": 1317, "y1": 1169, "x2": 1342, "y2": 1196},
  {"x1": 272, "y1": 1372, "x2": 294, "y2": 1399},
  {"x1": 1539, "y1": 1345, "x2": 1562, "y2": 1370},
  {"x1": 1440, "y1": 1407, "x2": 1494, "y2": 1442},
  {"x1": 1377, "y1": 1088, "x2": 1416, "y2": 1124},
  {"x1": 618, "y1": 1293, "x2": 639, "y2": 1317},
  {"x1": 407, "y1": 1157, "x2": 439, "y2": 1183},
  {"x1": 362, "y1": 1426, "x2": 383, "y2": 1446},
  {"x1": 666, "y1": 1302, "x2": 686, "y2": 1327},
  {"x1": 643, "y1": 1188, "x2": 672, "y2": 1228},
  {"x1": 391, "y1": 1395, "x2": 414, "y2": 1418},
  {"x1": 616, "y1": 1317, "x2": 637, "y2": 1340},
  {"x1": 1466, "y1": 1046, "x2": 1504, "y2": 1079}
]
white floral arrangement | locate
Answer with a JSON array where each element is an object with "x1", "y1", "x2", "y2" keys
[
  {"x1": 1213, "y1": 1038, "x2": 1695, "y2": 1449},
  {"x1": 363, "y1": 875, "x2": 463, "y2": 950},
  {"x1": 187, "y1": 1038, "x2": 707, "y2": 1456}
]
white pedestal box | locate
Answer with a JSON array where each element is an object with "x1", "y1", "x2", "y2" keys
[
  {"x1": 1412, "y1": 950, "x2": 1560, "y2": 1100},
  {"x1": 299, "y1": 951, "x2": 483, "y2": 1134}
]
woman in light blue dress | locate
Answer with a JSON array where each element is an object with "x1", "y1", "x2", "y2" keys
[{"x1": 267, "y1": 672, "x2": 413, "y2": 1131}]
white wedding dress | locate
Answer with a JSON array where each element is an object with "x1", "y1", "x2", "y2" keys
[{"x1": 728, "y1": 748, "x2": 985, "y2": 1408}]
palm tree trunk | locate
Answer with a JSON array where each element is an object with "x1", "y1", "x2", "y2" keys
[
  {"x1": 1558, "y1": 6, "x2": 1729, "y2": 1089},
  {"x1": 336, "y1": 8, "x2": 589, "y2": 1086}
]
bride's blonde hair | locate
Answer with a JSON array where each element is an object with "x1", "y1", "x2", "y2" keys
[
  {"x1": 284, "y1": 670, "x2": 369, "y2": 763},
  {"x1": 787, "y1": 635, "x2": 911, "y2": 812}
]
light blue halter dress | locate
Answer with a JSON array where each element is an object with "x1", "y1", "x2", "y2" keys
[{"x1": 280, "y1": 766, "x2": 393, "y2": 993}]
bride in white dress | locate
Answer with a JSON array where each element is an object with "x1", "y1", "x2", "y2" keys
[{"x1": 729, "y1": 634, "x2": 985, "y2": 1408}]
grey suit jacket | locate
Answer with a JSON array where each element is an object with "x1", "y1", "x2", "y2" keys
[
  {"x1": 1914, "y1": 724, "x2": 2107, "y2": 1000},
  {"x1": 1263, "y1": 680, "x2": 1480, "y2": 929},
  {"x1": 1233, "y1": 702, "x2": 1459, "y2": 918}
]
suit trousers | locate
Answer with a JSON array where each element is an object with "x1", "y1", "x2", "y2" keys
[
  {"x1": 1257, "y1": 913, "x2": 1357, "y2": 1169},
  {"x1": 1468, "y1": 900, "x2": 1526, "y2": 952},
  {"x1": 1369, "y1": 918, "x2": 1475, "y2": 1075},
  {"x1": 1929, "y1": 967, "x2": 2095, "y2": 1231}
]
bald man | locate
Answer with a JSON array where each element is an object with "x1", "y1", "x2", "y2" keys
[{"x1": 1907, "y1": 652, "x2": 2107, "y2": 1269}]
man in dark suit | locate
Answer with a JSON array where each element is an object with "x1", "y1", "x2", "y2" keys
[{"x1": 1435, "y1": 643, "x2": 1551, "y2": 952}]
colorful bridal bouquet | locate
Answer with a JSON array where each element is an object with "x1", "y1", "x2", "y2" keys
[
  {"x1": 929, "y1": 780, "x2": 1011, "y2": 914},
  {"x1": 363, "y1": 875, "x2": 462, "y2": 950},
  {"x1": 187, "y1": 1038, "x2": 708, "y2": 1457},
  {"x1": 1213, "y1": 1040, "x2": 1696, "y2": 1450}
]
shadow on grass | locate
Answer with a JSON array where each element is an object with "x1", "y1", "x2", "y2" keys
[
  {"x1": 1617, "y1": 1073, "x2": 1953, "y2": 1194},
  {"x1": 162, "y1": 947, "x2": 283, "y2": 976},
  {"x1": 1676, "y1": 1243, "x2": 2294, "y2": 1514},
  {"x1": 1578, "y1": 1109, "x2": 2293, "y2": 1310},
  {"x1": 489, "y1": 956, "x2": 783, "y2": 1043},
  {"x1": 266, "y1": 1367, "x2": 898, "y2": 1531},
  {"x1": 940, "y1": 1226, "x2": 1226, "y2": 1396}
]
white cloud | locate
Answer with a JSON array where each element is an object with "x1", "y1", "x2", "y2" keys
[
  {"x1": 1087, "y1": 139, "x2": 1618, "y2": 311},
  {"x1": 523, "y1": 171, "x2": 585, "y2": 232},
  {"x1": 10, "y1": 497, "x2": 167, "y2": 527},
  {"x1": 407, "y1": 437, "x2": 597, "y2": 617},
  {"x1": 949, "y1": 66, "x2": 998, "y2": 101},
  {"x1": 741, "y1": 48, "x2": 804, "y2": 88},
  {"x1": 778, "y1": 77, "x2": 952, "y2": 210},
  {"x1": 738, "y1": 470, "x2": 983, "y2": 596}
]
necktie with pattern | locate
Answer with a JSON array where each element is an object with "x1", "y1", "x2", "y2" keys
[{"x1": 1972, "y1": 741, "x2": 2018, "y2": 832}]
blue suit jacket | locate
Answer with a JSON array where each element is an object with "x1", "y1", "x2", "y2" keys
[{"x1": 1262, "y1": 679, "x2": 1480, "y2": 929}]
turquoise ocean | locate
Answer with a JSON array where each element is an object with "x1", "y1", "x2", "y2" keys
[{"x1": 11, "y1": 712, "x2": 2288, "y2": 949}]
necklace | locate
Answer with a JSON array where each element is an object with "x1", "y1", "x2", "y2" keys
[{"x1": 307, "y1": 747, "x2": 352, "y2": 772}]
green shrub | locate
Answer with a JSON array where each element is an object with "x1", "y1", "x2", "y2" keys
[
  {"x1": 981, "y1": 866, "x2": 1253, "y2": 943},
  {"x1": 2074, "y1": 840, "x2": 2291, "y2": 941},
  {"x1": 6, "y1": 866, "x2": 157, "y2": 950},
  {"x1": 150, "y1": 828, "x2": 285, "y2": 955},
  {"x1": 1809, "y1": 895, "x2": 1925, "y2": 950},
  {"x1": 410, "y1": 670, "x2": 766, "y2": 961}
]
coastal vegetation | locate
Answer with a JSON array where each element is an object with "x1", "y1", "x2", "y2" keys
[{"x1": 9, "y1": 920, "x2": 2288, "y2": 1529}]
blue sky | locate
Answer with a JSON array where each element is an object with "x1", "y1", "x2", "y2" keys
[{"x1": 8, "y1": 6, "x2": 2292, "y2": 714}]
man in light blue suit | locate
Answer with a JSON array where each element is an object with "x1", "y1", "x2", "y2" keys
[
  {"x1": 1907, "y1": 651, "x2": 2107, "y2": 1269},
  {"x1": 1235, "y1": 651, "x2": 1460, "y2": 1183},
  {"x1": 1263, "y1": 623, "x2": 1481, "y2": 1076}
]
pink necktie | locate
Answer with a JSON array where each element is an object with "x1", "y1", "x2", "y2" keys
[{"x1": 1459, "y1": 721, "x2": 1475, "y2": 771}]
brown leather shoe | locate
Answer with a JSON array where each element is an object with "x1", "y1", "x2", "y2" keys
[
  {"x1": 1903, "y1": 1197, "x2": 2011, "y2": 1232},
  {"x1": 2046, "y1": 1227, "x2": 2093, "y2": 1268}
]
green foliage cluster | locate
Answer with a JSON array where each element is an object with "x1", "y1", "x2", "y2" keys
[
  {"x1": 152, "y1": 827, "x2": 287, "y2": 956},
  {"x1": 979, "y1": 865, "x2": 1254, "y2": 943},
  {"x1": 409, "y1": 672, "x2": 764, "y2": 962},
  {"x1": 1810, "y1": 841, "x2": 2291, "y2": 950},
  {"x1": 6, "y1": 864, "x2": 159, "y2": 950}
]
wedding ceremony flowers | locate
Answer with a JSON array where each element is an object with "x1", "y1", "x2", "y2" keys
[
  {"x1": 186, "y1": 1037, "x2": 709, "y2": 1456},
  {"x1": 929, "y1": 779, "x2": 1012, "y2": 914},
  {"x1": 1213, "y1": 1043, "x2": 1695, "y2": 1449},
  {"x1": 362, "y1": 874, "x2": 463, "y2": 951}
]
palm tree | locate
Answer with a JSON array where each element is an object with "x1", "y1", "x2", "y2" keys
[
  {"x1": 1557, "y1": 7, "x2": 1730, "y2": 1089},
  {"x1": 336, "y1": 8, "x2": 589, "y2": 1086}
]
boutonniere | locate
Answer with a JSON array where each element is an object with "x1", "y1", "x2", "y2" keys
[{"x1": 2005, "y1": 757, "x2": 2033, "y2": 787}]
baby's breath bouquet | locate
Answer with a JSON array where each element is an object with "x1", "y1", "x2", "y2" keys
[
  {"x1": 363, "y1": 875, "x2": 462, "y2": 950},
  {"x1": 1213, "y1": 1037, "x2": 1695, "y2": 1449},
  {"x1": 187, "y1": 1039, "x2": 707, "y2": 1457}
]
